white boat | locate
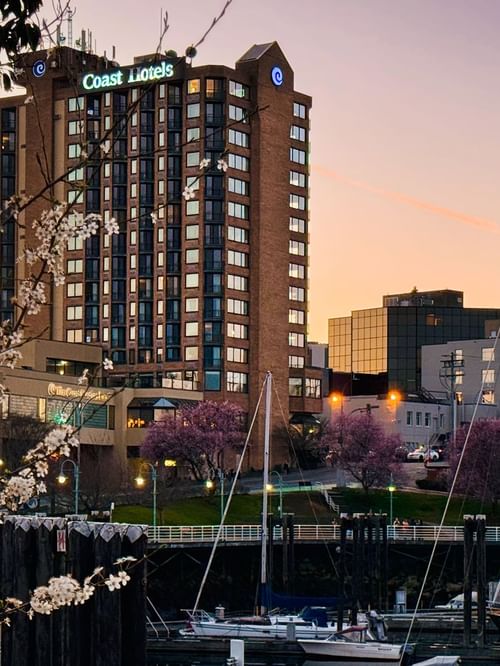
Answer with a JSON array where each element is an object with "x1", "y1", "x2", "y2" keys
[
  {"x1": 299, "y1": 631, "x2": 405, "y2": 661},
  {"x1": 183, "y1": 607, "x2": 363, "y2": 639}
]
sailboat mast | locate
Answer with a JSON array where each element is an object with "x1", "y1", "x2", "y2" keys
[{"x1": 260, "y1": 371, "x2": 272, "y2": 614}]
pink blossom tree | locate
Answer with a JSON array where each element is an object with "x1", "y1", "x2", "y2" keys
[
  {"x1": 325, "y1": 413, "x2": 405, "y2": 493},
  {"x1": 141, "y1": 400, "x2": 246, "y2": 480},
  {"x1": 449, "y1": 419, "x2": 500, "y2": 508}
]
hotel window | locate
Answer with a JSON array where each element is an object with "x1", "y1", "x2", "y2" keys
[
  {"x1": 228, "y1": 202, "x2": 249, "y2": 219},
  {"x1": 157, "y1": 324, "x2": 164, "y2": 339},
  {"x1": 157, "y1": 155, "x2": 165, "y2": 171},
  {"x1": 228, "y1": 226, "x2": 248, "y2": 244},
  {"x1": 290, "y1": 171, "x2": 306, "y2": 188},
  {"x1": 186, "y1": 200, "x2": 199, "y2": 216},
  {"x1": 68, "y1": 167, "x2": 84, "y2": 182},
  {"x1": 130, "y1": 278, "x2": 136, "y2": 292},
  {"x1": 67, "y1": 259, "x2": 83, "y2": 274},
  {"x1": 187, "y1": 103, "x2": 200, "y2": 119},
  {"x1": 227, "y1": 371, "x2": 248, "y2": 393},
  {"x1": 289, "y1": 332, "x2": 305, "y2": 347},
  {"x1": 229, "y1": 81, "x2": 249, "y2": 99},
  {"x1": 424, "y1": 412, "x2": 431, "y2": 427},
  {"x1": 483, "y1": 369, "x2": 495, "y2": 384},
  {"x1": 186, "y1": 224, "x2": 199, "y2": 240},
  {"x1": 129, "y1": 325, "x2": 136, "y2": 341},
  {"x1": 157, "y1": 276, "x2": 164, "y2": 291},
  {"x1": 289, "y1": 355, "x2": 305, "y2": 368},
  {"x1": 406, "y1": 411, "x2": 413, "y2": 426},
  {"x1": 416, "y1": 412, "x2": 422, "y2": 426},
  {"x1": 482, "y1": 347, "x2": 495, "y2": 362},
  {"x1": 227, "y1": 347, "x2": 248, "y2": 363},
  {"x1": 228, "y1": 177, "x2": 249, "y2": 196},
  {"x1": 158, "y1": 180, "x2": 165, "y2": 195},
  {"x1": 102, "y1": 327, "x2": 109, "y2": 342},
  {"x1": 103, "y1": 257, "x2": 110, "y2": 271},
  {"x1": 68, "y1": 190, "x2": 84, "y2": 204},
  {"x1": 157, "y1": 252, "x2": 164, "y2": 267},
  {"x1": 104, "y1": 116, "x2": 111, "y2": 129},
  {"x1": 131, "y1": 112, "x2": 137, "y2": 127},
  {"x1": 455, "y1": 369, "x2": 464, "y2": 385},
  {"x1": 66, "y1": 305, "x2": 82, "y2": 321},
  {"x1": 187, "y1": 79, "x2": 200, "y2": 94},
  {"x1": 186, "y1": 249, "x2": 199, "y2": 264},
  {"x1": 289, "y1": 216, "x2": 306, "y2": 233},
  {"x1": 130, "y1": 302, "x2": 136, "y2": 316},
  {"x1": 67, "y1": 236, "x2": 83, "y2": 252},
  {"x1": 228, "y1": 153, "x2": 249, "y2": 171},
  {"x1": 158, "y1": 131, "x2": 165, "y2": 147},
  {"x1": 227, "y1": 322, "x2": 248, "y2": 339},
  {"x1": 482, "y1": 389, "x2": 495, "y2": 404},
  {"x1": 103, "y1": 186, "x2": 110, "y2": 202},
  {"x1": 131, "y1": 136, "x2": 137, "y2": 151},
  {"x1": 68, "y1": 120, "x2": 84, "y2": 136},
  {"x1": 130, "y1": 230, "x2": 137, "y2": 245},
  {"x1": 185, "y1": 273, "x2": 199, "y2": 288},
  {"x1": 293, "y1": 102, "x2": 306, "y2": 119},
  {"x1": 289, "y1": 308, "x2": 305, "y2": 325},
  {"x1": 228, "y1": 105, "x2": 247, "y2": 123},
  {"x1": 290, "y1": 147, "x2": 306, "y2": 165},
  {"x1": 305, "y1": 378, "x2": 321, "y2": 399},
  {"x1": 289, "y1": 286, "x2": 305, "y2": 302},
  {"x1": 290, "y1": 125, "x2": 306, "y2": 141},
  {"x1": 289, "y1": 240, "x2": 306, "y2": 256},
  {"x1": 289, "y1": 263, "x2": 305, "y2": 279},
  {"x1": 289, "y1": 193, "x2": 306, "y2": 210},
  {"x1": 66, "y1": 329, "x2": 83, "y2": 343},
  {"x1": 289, "y1": 378, "x2": 302, "y2": 397},
  {"x1": 66, "y1": 282, "x2": 83, "y2": 297},
  {"x1": 186, "y1": 176, "x2": 200, "y2": 191},
  {"x1": 185, "y1": 322, "x2": 198, "y2": 337},
  {"x1": 227, "y1": 298, "x2": 248, "y2": 315},
  {"x1": 228, "y1": 250, "x2": 248, "y2": 267},
  {"x1": 157, "y1": 300, "x2": 163, "y2": 315},
  {"x1": 186, "y1": 298, "x2": 199, "y2": 313},
  {"x1": 187, "y1": 127, "x2": 200, "y2": 143},
  {"x1": 228, "y1": 129, "x2": 249, "y2": 148},
  {"x1": 227, "y1": 274, "x2": 248, "y2": 292},
  {"x1": 67, "y1": 144, "x2": 81, "y2": 159},
  {"x1": 103, "y1": 303, "x2": 109, "y2": 318},
  {"x1": 186, "y1": 152, "x2": 200, "y2": 167},
  {"x1": 103, "y1": 280, "x2": 109, "y2": 295},
  {"x1": 130, "y1": 183, "x2": 137, "y2": 198},
  {"x1": 206, "y1": 78, "x2": 224, "y2": 97},
  {"x1": 68, "y1": 96, "x2": 84, "y2": 112},
  {"x1": 158, "y1": 108, "x2": 165, "y2": 123},
  {"x1": 157, "y1": 228, "x2": 164, "y2": 242},
  {"x1": 185, "y1": 346, "x2": 198, "y2": 361}
]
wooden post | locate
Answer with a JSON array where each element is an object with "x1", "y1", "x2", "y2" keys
[
  {"x1": 282, "y1": 513, "x2": 289, "y2": 592},
  {"x1": 121, "y1": 529, "x2": 147, "y2": 666},
  {"x1": 463, "y1": 514, "x2": 475, "y2": 647},
  {"x1": 476, "y1": 515, "x2": 487, "y2": 648},
  {"x1": 287, "y1": 514, "x2": 295, "y2": 597},
  {"x1": 381, "y1": 514, "x2": 388, "y2": 611},
  {"x1": 374, "y1": 514, "x2": 382, "y2": 610},
  {"x1": 351, "y1": 516, "x2": 359, "y2": 625},
  {"x1": 337, "y1": 517, "x2": 346, "y2": 631}
]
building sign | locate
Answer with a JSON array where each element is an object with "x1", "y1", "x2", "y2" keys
[
  {"x1": 271, "y1": 66, "x2": 284, "y2": 87},
  {"x1": 80, "y1": 60, "x2": 175, "y2": 91},
  {"x1": 47, "y1": 383, "x2": 109, "y2": 403}
]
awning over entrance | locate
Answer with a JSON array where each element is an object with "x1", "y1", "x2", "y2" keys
[{"x1": 289, "y1": 413, "x2": 321, "y2": 427}]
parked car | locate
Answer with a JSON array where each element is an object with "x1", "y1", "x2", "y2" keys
[
  {"x1": 435, "y1": 592, "x2": 477, "y2": 610},
  {"x1": 406, "y1": 447, "x2": 439, "y2": 462}
]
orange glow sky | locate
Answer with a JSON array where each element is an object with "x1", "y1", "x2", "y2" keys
[{"x1": 64, "y1": 0, "x2": 500, "y2": 342}]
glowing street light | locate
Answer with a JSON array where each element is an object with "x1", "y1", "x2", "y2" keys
[
  {"x1": 135, "y1": 462, "x2": 158, "y2": 529},
  {"x1": 388, "y1": 473, "x2": 396, "y2": 527},
  {"x1": 57, "y1": 458, "x2": 80, "y2": 514}
]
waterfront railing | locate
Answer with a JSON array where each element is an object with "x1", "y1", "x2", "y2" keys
[{"x1": 146, "y1": 524, "x2": 500, "y2": 545}]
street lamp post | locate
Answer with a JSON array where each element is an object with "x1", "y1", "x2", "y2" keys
[
  {"x1": 268, "y1": 470, "x2": 283, "y2": 518},
  {"x1": 135, "y1": 462, "x2": 158, "y2": 530},
  {"x1": 388, "y1": 473, "x2": 396, "y2": 528},
  {"x1": 57, "y1": 459, "x2": 80, "y2": 514}
]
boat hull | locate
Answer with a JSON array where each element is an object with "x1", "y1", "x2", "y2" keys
[
  {"x1": 299, "y1": 638, "x2": 403, "y2": 661},
  {"x1": 185, "y1": 620, "x2": 346, "y2": 639}
]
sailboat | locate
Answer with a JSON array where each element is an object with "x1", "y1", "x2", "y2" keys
[{"x1": 183, "y1": 372, "x2": 387, "y2": 642}]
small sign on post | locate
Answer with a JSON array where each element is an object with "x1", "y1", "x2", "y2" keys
[{"x1": 56, "y1": 529, "x2": 67, "y2": 553}]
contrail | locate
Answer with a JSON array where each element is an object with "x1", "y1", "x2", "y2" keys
[{"x1": 313, "y1": 165, "x2": 499, "y2": 233}]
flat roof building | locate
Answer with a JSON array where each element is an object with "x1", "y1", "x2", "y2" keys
[
  {"x1": 0, "y1": 41, "x2": 322, "y2": 468},
  {"x1": 328, "y1": 289, "x2": 500, "y2": 395}
]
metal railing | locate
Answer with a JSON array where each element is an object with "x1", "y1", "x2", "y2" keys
[{"x1": 147, "y1": 524, "x2": 500, "y2": 545}]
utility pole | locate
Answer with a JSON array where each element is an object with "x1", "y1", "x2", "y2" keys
[{"x1": 440, "y1": 351, "x2": 464, "y2": 443}]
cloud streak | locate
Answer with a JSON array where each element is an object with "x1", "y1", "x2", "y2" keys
[{"x1": 313, "y1": 165, "x2": 499, "y2": 234}]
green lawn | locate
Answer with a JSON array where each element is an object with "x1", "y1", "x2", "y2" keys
[{"x1": 113, "y1": 489, "x2": 500, "y2": 526}]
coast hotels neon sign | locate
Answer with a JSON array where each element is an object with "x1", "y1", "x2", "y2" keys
[{"x1": 81, "y1": 61, "x2": 175, "y2": 91}]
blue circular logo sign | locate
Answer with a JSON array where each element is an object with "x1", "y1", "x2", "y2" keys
[
  {"x1": 271, "y1": 66, "x2": 283, "y2": 87},
  {"x1": 32, "y1": 60, "x2": 46, "y2": 78}
]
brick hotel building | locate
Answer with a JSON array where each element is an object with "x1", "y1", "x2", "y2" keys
[{"x1": 0, "y1": 42, "x2": 322, "y2": 467}]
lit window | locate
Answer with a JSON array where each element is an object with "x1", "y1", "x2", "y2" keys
[
  {"x1": 186, "y1": 322, "x2": 199, "y2": 337},
  {"x1": 289, "y1": 263, "x2": 305, "y2": 279},
  {"x1": 187, "y1": 79, "x2": 200, "y2": 94},
  {"x1": 228, "y1": 226, "x2": 248, "y2": 243},
  {"x1": 227, "y1": 250, "x2": 248, "y2": 267},
  {"x1": 289, "y1": 286, "x2": 305, "y2": 302},
  {"x1": 66, "y1": 282, "x2": 82, "y2": 297},
  {"x1": 228, "y1": 201, "x2": 249, "y2": 219},
  {"x1": 186, "y1": 224, "x2": 199, "y2": 240},
  {"x1": 227, "y1": 371, "x2": 248, "y2": 393},
  {"x1": 187, "y1": 127, "x2": 200, "y2": 143},
  {"x1": 482, "y1": 369, "x2": 495, "y2": 384},
  {"x1": 185, "y1": 346, "x2": 198, "y2": 361},
  {"x1": 227, "y1": 274, "x2": 248, "y2": 291},
  {"x1": 227, "y1": 347, "x2": 248, "y2": 363},
  {"x1": 288, "y1": 332, "x2": 305, "y2": 347},
  {"x1": 186, "y1": 152, "x2": 200, "y2": 167},
  {"x1": 289, "y1": 240, "x2": 306, "y2": 256},
  {"x1": 482, "y1": 347, "x2": 495, "y2": 362},
  {"x1": 187, "y1": 103, "x2": 200, "y2": 118},
  {"x1": 186, "y1": 249, "x2": 199, "y2": 264},
  {"x1": 229, "y1": 81, "x2": 249, "y2": 99},
  {"x1": 289, "y1": 378, "x2": 302, "y2": 396},
  {"x1": 185, "y1": 273, "x2": 199, "y2": 288},
  {"x1": 228, "y1": 153, "x2": 249, "y2": 171},
  {"x1": 288, "y1": 355, "x2": 305, "y2": 368},
  {"x1": 186, "y1": 298, "x2": 199, "y2": 313},
  {"x1": 305, "y1": 378, "x2": 321, "y2": 398},
  {"x1": 228, "y1": 129, "x2": 249, "y2": 148},
  {"x1": 482, "y1": 389, "x2": 495, "y2": 404},
  {"x1": 288, "y1": 309, "x2": 305, "y2": 325},
  {"x1": 227, "y1": 322, "x2": 248, "y2": 339},
  {"x1": 186, "y1": 200, "x2": 199, "y2": 215}
]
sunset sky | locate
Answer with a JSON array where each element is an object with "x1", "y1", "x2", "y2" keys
[{"x1": 60, "y1": 0, "x2": 500, "y2": 342}]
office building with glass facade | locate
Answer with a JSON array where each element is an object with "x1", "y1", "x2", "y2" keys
[{"x1": 328, "y1": 290, "x2": 500, "y2": 394}]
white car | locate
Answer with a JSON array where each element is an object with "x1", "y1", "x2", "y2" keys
[{"x1": 406, "y1": 447, "x2": 439, "y2": 462}]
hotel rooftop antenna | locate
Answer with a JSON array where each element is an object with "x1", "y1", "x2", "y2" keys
[{"x1": 67, "y1": 8, "x2": 74, "y2": 48}]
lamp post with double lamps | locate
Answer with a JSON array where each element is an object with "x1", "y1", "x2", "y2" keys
[
  {"x1": 57, "y1": 458, "x2": 80, "y2": 514},
  {"x1": 135, "y1": 462, "x2": 158, "y2": 531}
]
